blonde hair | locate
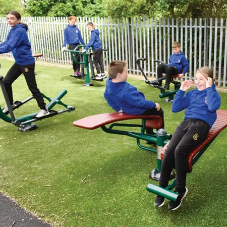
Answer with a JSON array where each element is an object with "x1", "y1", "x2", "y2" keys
[
  {"x1": 172, "y1": 41, "x2": 181, "y2": 48},
  {"x1": 87, "y1": 22, "x2": 95, "y2": 29},
  {"x1": 197, "y1": 66, "x2": 214, "y2": 82},
  {"x1": 108, "y1": 61, "x2": 127, "y2": 79}
]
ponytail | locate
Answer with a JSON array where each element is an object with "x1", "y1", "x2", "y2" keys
[{"x1": 19, "y1": 21, "x2": 28, "y2": 28}]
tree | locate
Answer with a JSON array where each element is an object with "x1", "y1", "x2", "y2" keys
[
  {"x1": 0, "y1": 0, "x2": 25, "y2": 16},
  {"x1": 104, "y1": 0, "x2": 155, "y2": 19},
  {"x1": 105, "y1": 0, "x2": 227, "y2": 18},
  {"x1": 178, "y1": 0, "x2": 227, "y2": 18},
  {"x1": 17, "y1": 0, "x2": 227, "y2": 18},
  {"x1": 26, "y1": 0, "x2": 107, "y2": 17}
]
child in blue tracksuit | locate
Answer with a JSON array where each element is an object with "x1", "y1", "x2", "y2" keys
[
  {"x1": 104, "y1": 60, "x2": 164, "y2": 135},
  {"x1": 154, "y1": 66, "x2": 221, "y2": 210},
  {"x1": 154, "y1": 41, "x2": 189, "y2": 89},
  {"x1": 0, "y1": 11, "x2": 47, "y2": 118},
  {"x1": 85, "y1": 22, "x2": 105, "y2": 79},
  {"x1": 62, "y1": 16, "x2": 85, "y2": 77}
]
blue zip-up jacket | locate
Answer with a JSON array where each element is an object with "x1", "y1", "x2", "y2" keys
[
  {"x1": 85, "y1": 29, "x2": 102, "y2": 51},
  {"x1": 63, "y1": 24, "x2": 85, "y2": 47},
  {"x1": 172, "y1": 84, "x2": 221, "y2": 129},
  {"x1": 104, "y1": 77, "x2": 156, "y2": 114},
  {"x1": 167, "y1": 51, "x2": 189, "y2": 74},
  {"x1": 0, "y1": 24, "x2": 34, "y2": 65}
]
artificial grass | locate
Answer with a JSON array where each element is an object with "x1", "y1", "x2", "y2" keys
[{"x1": 0, "y1": 59, "x2": 227, "y2": 227}]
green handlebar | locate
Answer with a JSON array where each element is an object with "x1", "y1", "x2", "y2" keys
[
  {"x1": 64, "y1": 45, "x2": 86, "y2": 54},
  {"x1": 64, "y1": 45, "x2": 87, "y2": 64}
]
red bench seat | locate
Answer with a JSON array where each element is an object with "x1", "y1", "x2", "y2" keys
[{"x1": 73, "y1": 113, "x2": 162, "y2": 130}]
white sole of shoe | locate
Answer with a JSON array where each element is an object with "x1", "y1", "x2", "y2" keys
[
  {"x1": 170, "y1": 187, "x2": 188, "y2": 211},
  {"x1": 154, "y1": 198, "x2": 165, "y2": 207}
]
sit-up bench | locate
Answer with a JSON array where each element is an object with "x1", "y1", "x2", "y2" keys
[
  {"x1": 73, "y1": 112, "x2": 168, "y2": 153},
  {"x1": 147, "y1": 109, "x2": 227, "y2": 202}
]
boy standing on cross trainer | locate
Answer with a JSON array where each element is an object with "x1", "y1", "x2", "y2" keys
[{"x1": 104, "y1": 60, "x2": 164, "y2": 135}]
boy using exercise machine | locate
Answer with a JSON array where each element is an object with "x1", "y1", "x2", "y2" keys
[
  {"x1": 84, "y1": 22, "x2": 106, "y2": 80},
  {"x1": 152, "y1": 41, "x2": 189, "y2": 90},
  {"x1": 104, "y1": 60, "x2": 164, "y2": 136}
]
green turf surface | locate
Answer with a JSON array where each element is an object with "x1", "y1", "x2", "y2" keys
[{"x1": 0, "y1": 59, "x2": 227, "y2": 226}]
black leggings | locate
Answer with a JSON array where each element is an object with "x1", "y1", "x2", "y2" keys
[
  {"x1": 159, "y1": 119, "x2": 209, "y2": 193},
  {"x1": 142, "y1": 108, "x2": 164, "y2": 134},
  {"x1": 157, "y1": 63, "x2": 178, "y2": 86},
  {"x1": 93, "y1": 48, "x2": 104, "y2": 74},
  {"x1": 3, "y1": 62, "x2": 46, "y2": 110}
]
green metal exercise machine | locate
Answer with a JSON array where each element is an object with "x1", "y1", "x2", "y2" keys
[
  {"x1": 137, "y1": 58, "x2": 181, "y2": 103},
  {"x1": 64, "y1": 45, "x2": 104, "y2": 86},
  {"x1": 0, "y1": 65, "x2": 75, "y2": 132},
  {"x1": 73, "y1": 112, "x2": 174, "y2": 180}
]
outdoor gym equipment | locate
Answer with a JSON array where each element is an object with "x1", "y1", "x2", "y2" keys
[
  {"x1": 137, "y1": 58, "x2": 181, "y2": 103},
  {"x1": 73, "y1": 112, "x2": 173, "y2": 179},
  {"x1": 147, "y1": 109, "x2": 227, "y2": 202},
  {"x1": 72, "y1": 109, "x2": 227, "y2": 201},
  {"x1": 64, "y1": 45, "x2": 105, "y2": 86},
  {"x1": 0, "y1": 66, "x2": 75, "y2": 132}
]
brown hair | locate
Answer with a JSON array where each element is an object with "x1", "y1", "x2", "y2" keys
[
  {"x1": 68, "y1": 16, "x2": 76, "y2": 21},
  {"x1": 8, "y1": 11, "x2": 28, "y2": 28},
  {"x1": 172, "y1": 41, "x2": 181, "y2": 48},
  {"x1": 108, "y1": 61, "x2": 127, "y2": 79},
  {"x1": 197, "y1": 66, "x2": 214, "y2": 81},
  {"x1": 87, "y1": 22, "x2": 95, "y2": 29}
]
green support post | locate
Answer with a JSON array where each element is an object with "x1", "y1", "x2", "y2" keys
[
  {"x1": 82, "y1": 53, "x2": 93, "y2": 86},
  {"x1": 159, "y1": 81, "x2": 181, "y2": 103},
  {"x1": 149, "y1": 129, "x2": 167, "y2": 181}
]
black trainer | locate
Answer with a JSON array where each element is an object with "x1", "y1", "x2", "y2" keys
[
  {"x1": 154, "y1": 195, "x2": 165, "y2": 207},
  {"x1": 168, "y1": 187, "x2": 188, "y2": 210}
]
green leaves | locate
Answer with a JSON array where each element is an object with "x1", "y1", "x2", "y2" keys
[
  {"x1": 26, "y1": 0, "x2": 107, "y2": 17},
  {"x1": 0, "y1": 0, "x2": 25, "y2": 16},
  {"x1": 0, "y1": 0, "x2": 226, "y2": 18}
]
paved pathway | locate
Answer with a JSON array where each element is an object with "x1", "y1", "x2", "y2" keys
[{"x1": 0, "y1": 192, "x2": 52, "y2": 227}]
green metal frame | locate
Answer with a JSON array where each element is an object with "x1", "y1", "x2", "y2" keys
[
  {"x1": 159, "y1": 81, "x2": 181, "y2": 102},
  {"x1": 0, "y1": 107, "x2": 11, "y2": 123},
  {"x1": 136, "y1": 58, "x2": 182, "y2": 102},
  {"x1": 65, "y1": 45, "x2": 93, "y2": 86},
  {"x1": 0, "y1": 89, "x2": 74, "y2": 130},
  {"x1": 99, "y1": 119, "x2": 171, "y2": 153}
]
